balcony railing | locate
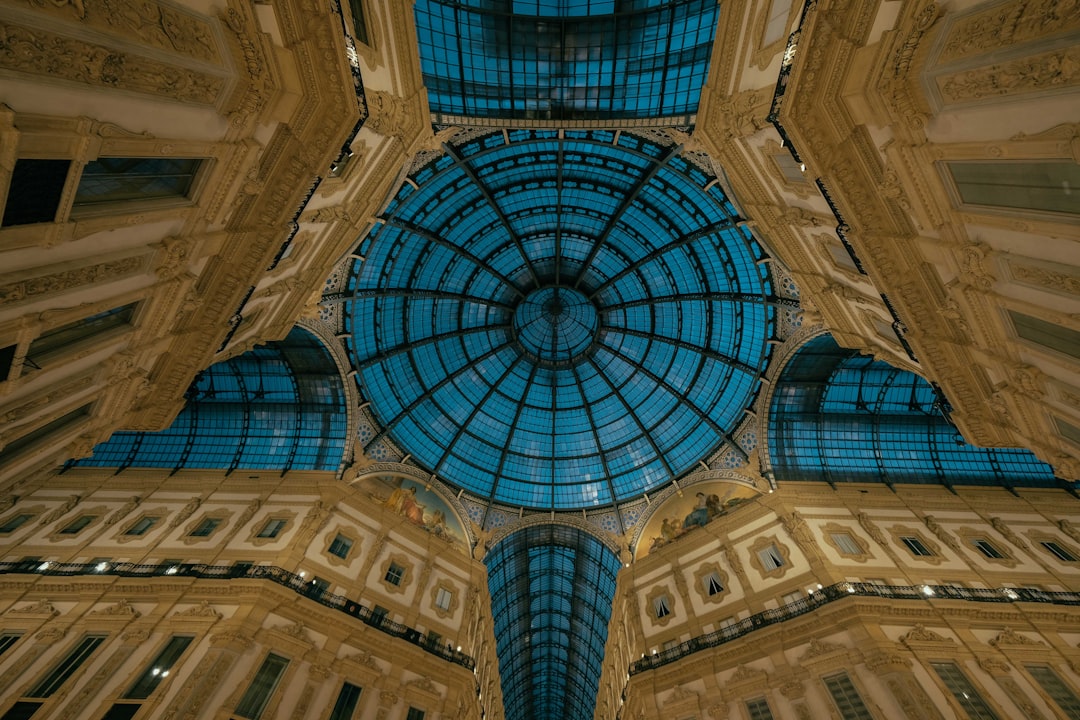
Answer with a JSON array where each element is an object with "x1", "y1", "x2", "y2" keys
[
  {"x1": 629, "y1": 581, "x2": 1080, "y2": 674},
  {"x1": 0, "y1": 559, "x2": 475, "y2": 670}
]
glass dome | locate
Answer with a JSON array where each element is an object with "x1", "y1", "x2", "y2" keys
[{"x1": 343, "y1": 129, "x2": 776, "y2": 510}]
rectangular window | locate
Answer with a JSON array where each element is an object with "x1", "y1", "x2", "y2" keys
[
  {"x1": 0, "y1": 405, "x2": 91, "y2": 467},
  {"x1": 347, "y1": 0, "x2": 369, "y2": 44},
  {"x1": 0, "y1": 514, "x2": 34, "y2": 533},
  {"x1": 123, "y1": 635, "x2": 193, "y2": 699},
  {"x1": 435, "y1": 587, "x2": 453, "y2": 611},
  {"x1": 1, "y1": 701, "x2": 44, "y2": 720},
  {"x1": 831, "y1": 532, "x2": 863, "y2": 555},
  {"x1": 2, "y1": 159, "x2": 71, "y2": 226},
  {"x1": 73, "y1": 157, "x2": 202, "y2": 210},
  {"x1": 1056, "y1": 416, "x2": 1080, "y2": 449},
  {"x1": 1026, "y1": 665, "x2": 1080, "y2": 717},
  {"x1": 384, "y1": 562, "x2": 405, "y2": 586},
  {"x1": 234, "y1": 653, "x2": 289, "y2": 720},
  {"x1": 328, "y1": 682, "x2": 363, "y2": 720},
  {"x1": 99, "y1": 705, "x2": 140, "y2": 720},
  {"x1": 1042, "y1": 541, "x2": 1079, "y2": 562},
  {"x1": 652, "y1": 595, "x2": 671, "y2": 619},
  {"x1": 824, "y1": 672, "x2": 874, "y2": 720},
  {"x1": 971, "y1": 538, "x2": 1006, "y2": 559},
  {"x1": 1, "y1": 344, "x2": 17, "y2": 382},
  {"x1": 307, "y1": 576, "x2": 330, "y2": 596},
  {"x1": 948, "y1": 160, "x2": 1080, "y2": 216},
  {"x1": 900, "y1": 536, "x2": 934, "y2": 557},
  {"x1": 0, "y1": 633, "x2": 22, "y2": 657},
  {"x1": 370, "y1": 605, "x2": 389, "y2": 623},
  {"x1": 1009, "y1": 311, "x2": 1080, "y2": 361},
  {"x1": 406, "y1": 708, "x2": 426, "y2": 720},
  {"x1": 745, "y1": 697, "x2": 774, "y2": 720},
  {"x1": 757, "y1": 545, "x2": 784, "y2": 570},
  {"x1": 931, "y1": 662, "x2": 1000, "y2": 720},
  {"x1": 125, "y1": 516, "x2": 159, "y2": 536},
  {"x1": 24, "y1": 304, "x2": 137, "y2": 371},
  {"x1": 702, "y1": 571, "x2": 724, "y2": 596},
  {"x1": 28, "y1": 635, "x2": 106, "y2": 697},
  {"x1": 328, "y1": 533, "x2": 353, "y2": 559},
  {"x1": 257, "y1": 518, "x2": 287, "y2": 538},
  {"x1": 59, "y1": 515, "x2": 96, "y2": 535},
  {"x1": 188, "y1": 517, "x2": 220, "y2": 537}
]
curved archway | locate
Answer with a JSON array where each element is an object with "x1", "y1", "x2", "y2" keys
[
  {"x1": 765, "y1": 334, "x2": 1060, "y2": 489},
  {"x1": 73, "y1": 326, "x2": 349, "y2": 474}
]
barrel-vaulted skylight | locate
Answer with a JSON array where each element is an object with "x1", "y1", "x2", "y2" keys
[
  {"x1": 415, "y1": 0, "x2": 721, "y2": 121},
  {"x1": 342, "y1": 129, "x2": 777, "y2": 510}
]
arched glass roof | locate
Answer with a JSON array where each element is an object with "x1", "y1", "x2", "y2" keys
[
  {"x1": 486, "y1": 525, "x2": 621, "y2": 720},
  {"x1": 342, "y1": 129, "x2": 776, "y2": 510},
  {"x1": 415, "y1": 0, "x2": 720, "y2": 120},
  {"x1": 768, "y1": 335, "x2": 1062, "y2": 489},
  {"x1": 74, "y1": 327, "x2": 348, "y2": 474}
]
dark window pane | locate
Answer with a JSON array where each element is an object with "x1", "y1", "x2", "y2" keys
[
  {"x1": 328, "y1": 682, "x2": 363, "y2": 720},
  {"x1": 29, "y1": 635, "x2": 106, "y2": 697},
  {"x1": 234, "y1": 653, "x2": 289, "y2": 719},
  {"x1": 0, "y1": 701, "x2": 43, "y2": 720},
  {"x1": 99, "y1": 704, "x2": 140, "y2": 720},
  {"x1": 124, "y1": 636, "x2": 193, "y2": 699},
  {"x1": 2, "y1": 159, "x2": 70, "y2": 226},
  {"x1": 74, "y1": 158, "x2": 201, "y2": 207},
  {"x1": 27, "y1": 303, "x2": 137, "y2": 366}
]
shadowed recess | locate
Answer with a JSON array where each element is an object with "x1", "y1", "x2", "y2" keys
[
  {"x1": 486, "y1": 524, "x2": 621, "y2": 720},
  {"x1": 767, "y1": 335, "x2": 1062, "y2": 489},
  {"x1": 72, "y1": 327, "x2": 348, "y2": 474},
  {"x1": 415, "y1": 0, "x2": 720, "y2": 120},
  {"x1": 341, "y1": 129, "x2": 777, "y2": 510}
]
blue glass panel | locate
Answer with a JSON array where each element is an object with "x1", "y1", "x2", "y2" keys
[
  {"x1": 487, "y1": 525, "x2": 621, "y2": 720},
  {"x1": 345, "y1": 131, "x2": 773, "y2": 509},
  {"x1": 75, "y1": 328, "x2": 347, "y2": 473},
  {"x1": 768, "y1": 335, "x2": 1061, "y2": 488},
  {"x1": 415, "y1": 0, "x2": 720, "y2": 120}
]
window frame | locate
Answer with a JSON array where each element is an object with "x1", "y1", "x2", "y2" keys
[
  {"x1": 233, "y1": 652, "x2": 290, "y2": 720},
  {"x1": 69, "y1": 156, "x2": 210, "y2": 220}
]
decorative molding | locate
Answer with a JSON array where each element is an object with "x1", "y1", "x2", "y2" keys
[
  {"x1": 798, "y1": 637, "x2": 846, "y2": 661},
  {"x1": 174, "y1": 600, "x2": 222, "y2": 619},
  {"x1": 6, "y1": 598, "x2": 59, "y2": 617},
  {"x1": 990, "y1": 627, "x2": 1044, "y2": 647},
  {"x1": 90, "y1": 599, "x2": 140, "y2": 617},
  {"x1": 900, "y1": 624, "x2": 953, "y2": 645}
]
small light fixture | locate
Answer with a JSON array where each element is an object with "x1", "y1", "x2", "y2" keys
[
  {"x1": 299, "y1": 571, "x2": 306, "y2": 578},
  {"x1": 165, "y1": 566, "x2": 178, "y2": 575},
  {"x1": 95, "y1": 562, "x2": 109, "y2": 572},
  {"x1": 37, "y1": 562, "x2": 50, "y2": 571},
  {"x1": 921, "y1": 585, "x2": 934, "y2": 596},
  {"x1": 1002, "y1": 588, "x2": 1019, "y2": 600},
  {"x1": 799, "y1": 163, "x2": 806, "y2": 172}
]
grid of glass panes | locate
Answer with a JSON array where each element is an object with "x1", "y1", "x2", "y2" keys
[
  {"x1": 75, "y1": 328, "x2": 347, "y2": 473},
  {"x1": 745, "y1": 698, "x2": 774, "y2": 720},
  {"x1": 486, "y1": 524, "x2": 620, "y2": 720},
  {"x1": 930, "y1": 662, "x2": 999, "y2": 720},
  {"x1": 768, "y1": 335, "x2": 1058, "y2": 487},
  {"x1": 415, "y1": 0, "x2": 719, "y2": 120},
  {"x1": 73, "y1": 157, "x2": 201, "y2": 207},
  {"x1": 346, "y1": 130, "x2": 774, "y2": 510},
  {"x1": 823, "y1": 673, "x2": 874, "y2": 720}
]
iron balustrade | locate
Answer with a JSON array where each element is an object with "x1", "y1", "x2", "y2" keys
[
  {"x1": 0, "y1": 559, "x2": 474, "y2": 670},
  {"x1": 629, "y1": 581, "x2": 1080, "y2": 675}
]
